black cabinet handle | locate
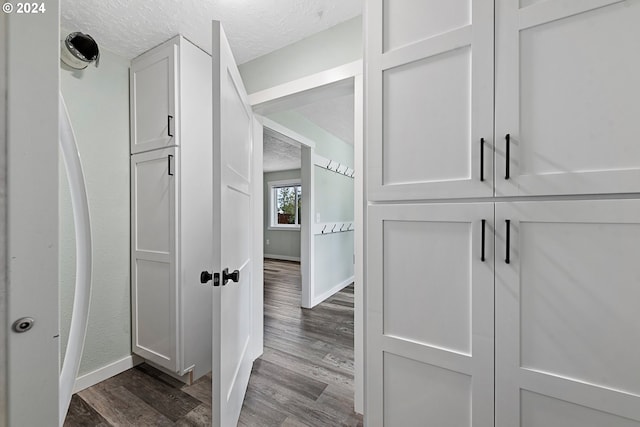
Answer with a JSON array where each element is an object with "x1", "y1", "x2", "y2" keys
[
  {"x1": 168, "y1": 115, "x2": 174, "y2": 137},
  {"x1": 168, "y1": 155, "x2": 173, "y2": 176},
  {"x1": 505, "y1": 134, "x2": 510, "y2": 180},
  {"x1": 505, "y1": 219, "x2": 511, "y2": 264},
  {"x1": 481, "y1": 219, "x2": 486, "y2": 262},
  {"x1": 480, "y1": 138, "x2": 485, "y2": 182}
]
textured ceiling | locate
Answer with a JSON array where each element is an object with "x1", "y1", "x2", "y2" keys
[
  {"x1": 263, "y1": 128, "x2": 301, "y2": 173},
  {"x1": 294, "y1": 92, "x2": 354, "y2": 145},
  {"x1": 60, "y1": 0, "x2": 362, "y2": 64}
]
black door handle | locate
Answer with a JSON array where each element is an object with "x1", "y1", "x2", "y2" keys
[
  {"x1": 168, "y1": 115, "x2": 174, "y2": 137},
  {"x1": 481, "y1": 219, "x2": 486, "y2": 262},
  {"x1": 505, "y1": 219, "x2": 511, "y2": 264},
  {"x1": 200, "y1": 271, "x2": 212, "y2": 284},
  {"x1": 505, "y1": 134, "x2": 510, "y2": 180},
  {"x1": 222, "y1": 268, "x2": 240, "y2": 286},
  {"x1": 168, "y1": 154, "x2": 173, "y2": 176},
  {"x1": 201, "y1": 270, "x2": 221, "y2": 286},
  {"x1": 480, "y1": 138, "x2": 485, "y2": 182}
]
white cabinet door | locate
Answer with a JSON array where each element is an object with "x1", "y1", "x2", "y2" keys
[
  {"x1": 495, "y1": 0, "x2": 640, "y2": 196},
  {"x1": 131, "y1": 147, "x2": 178, "y2": 372},
  {"x1": 130, "y1": 41, "x2": 177, "y2": 154},
  {"x1": 367, "y1": 203, "x2": 494, "y2": 426},
  {"x1": 366, "y1": 0, "x2": 494, "y2": 201},
  {"x1": 211, "y1": 21, "x2": 257, "y2": 427},
  {"x1": 495, "y1": 200, "x2": 640, "y2": 426}
]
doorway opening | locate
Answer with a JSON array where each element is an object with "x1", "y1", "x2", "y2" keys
[{"x1": 251, "y1": 61, "x2": 364, "y2": 415}]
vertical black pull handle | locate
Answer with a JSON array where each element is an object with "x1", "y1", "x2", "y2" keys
[
  {"x1": 481, "y1": 219, "x2": 486, "y2": 262},
  {"x1": 168, "y1": 155, "x2": 173, "y2": 176},
  {"x1": 505, "y1": 219, "x2": 511, "y2": 264},
  {"x1": 168, "y1": 115, "x2": 174, "y2": 137},
  {"x1": 480, "y1": 138, "x2": 485, "y2": 182},
  {"x1": 505, "y1": 134, "x2": 510, "y2": 180}
]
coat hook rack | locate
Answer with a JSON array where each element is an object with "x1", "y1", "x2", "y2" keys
[
  {"x1": 314, "y1": 221, "x2": 355, "y2": 236},
  {"x1": 314, "y1": 153, "x2": 355, "y2": 180}
]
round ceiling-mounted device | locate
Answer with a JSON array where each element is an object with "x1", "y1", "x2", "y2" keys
[{"x1": 61, "y1": 32, "x2": 100, "y2": 70}]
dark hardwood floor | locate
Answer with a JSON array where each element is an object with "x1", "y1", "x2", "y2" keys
[{"x1": 65, "y1": 259, "x2": 362, "y2": 426}]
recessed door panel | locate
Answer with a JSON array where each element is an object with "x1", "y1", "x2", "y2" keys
[
  {"x1": 519, "y1": 221, "x2": 640, "y2": 395},
  {"x1": 133, "y1": 154, "x2": 171, "y2": 253},
  {"x1": 383, "y1": 47, "x2": 471, "y2": 187},
  {"x1": 521, "y1": 391, "x2": 640, "y2": 427},
  {"x1": 383, "y1": 0, "x2": 471, "y2": 52},
  {"x1": 135, "y1": 259, "x2": 173, "y2": 361},
  {"x1": 384, "y1": 353, "x2": 472, "y2": 427},
  {"x1": 383, "y1": 220, "x2": 471, "y2": 354},
  {"x1": 223, "y1": 72, "x2": 252, "y2": 184}
]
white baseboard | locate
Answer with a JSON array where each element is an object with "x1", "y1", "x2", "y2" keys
[
  {"x1": 73, "y1": 354, "x2": 143, "y2": 393},
  {"x1": 311, "y1": 275, "x2": 354, "y2": 308},
  {"x1": 264, "y1": 254, "x2": 300, "y2": 262}
]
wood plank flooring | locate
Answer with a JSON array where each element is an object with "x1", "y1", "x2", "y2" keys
[{"x1": 65, "y1": 259, "x2": 362, "y2": 426}]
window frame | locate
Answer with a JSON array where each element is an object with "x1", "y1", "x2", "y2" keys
[{"x1": 268, "y1": 179, "x2": 302, "y2": 230}]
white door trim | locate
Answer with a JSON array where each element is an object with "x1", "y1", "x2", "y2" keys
[
  {"x1": 248, "y1": 61, "x2": 365, "y2": 413},
  {"x1": 262, "y1": 117, "x2": 316, "y2": 149},
  {"x1": 5, "y1": 6, "x2": 60, "y2": 426},
  {"x1": 249, "y1": 60, "x2": 362, "y2": 107}
]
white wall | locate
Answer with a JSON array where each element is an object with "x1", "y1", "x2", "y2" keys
[
  {"x1": 239, "y1": 16, "x2": 362, "y2": 95},
  {"x1": 59, "y1": 44, "x2": 132, "y2": 377},
  {"x1": 264, "y1": 169, "x2": 302, "y2": 261}
]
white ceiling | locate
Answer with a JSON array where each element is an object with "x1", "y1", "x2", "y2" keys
[
  {"x1": 60, "y1": 0, "x2": 362, "y2": 64},
  {"x1": 263, "y1": 128, "x2": 301, "y2": 173},
  {"x1": 294, "y1": 92, "x2": 354, "y2": 145}
]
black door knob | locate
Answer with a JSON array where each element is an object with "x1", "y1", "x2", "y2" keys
[
  {"x1": 222, "y1": 268, "x2": 240, "y2": 286},
  {"x1": 200, "y1": 271, "x2": 213, "y2": 284}
]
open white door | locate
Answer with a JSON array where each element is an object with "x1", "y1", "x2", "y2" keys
[{"x1": 210, "y1": 21, "x2": 256, "y2": 427}]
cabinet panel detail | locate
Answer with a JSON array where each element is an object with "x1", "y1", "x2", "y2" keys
[
  {"x1": 384, "y1": 352, "x2": 472, "y2": 427},
  {"x1": 133, "y1": 155, "x2": 171, "y2": 253},
  {"x1": 135, "y1": 259, "x2": 173, "y2": 361},
  {"x1": 519, "y1": 221, "x2": 640, "y2": 396},
  {"x1": 383, "y1": 0, "x2": 471, "y2": 52},
  {"x1": 521, "y1": 391, "x2": 640, "y2": 427},
  {"x1": 383, "y1": 220, "x2": 471, "y2": 355},
  {"x1": 383, "y1": 47, "x2": 471, "y2": 186}
]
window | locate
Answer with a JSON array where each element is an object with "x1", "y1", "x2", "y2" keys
[{"x1": 269, "y1": 180, "x2": 302, "y2": 229}]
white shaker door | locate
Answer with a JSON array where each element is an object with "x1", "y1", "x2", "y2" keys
[
  {"x1": 131, "y1": 41, "x2": 177, "y2": 154},
  {"x1": 496, "y1": 199, "x2": 640, "y2": 426},
  {"x1": 366, "y1": 202, "x2": 494, "y2": 426},
  {"x1": 211, "y1": 20, "x2": 257, "y2": 427},
  {"x1": 367, "y1": 0, "x2": 494, "y2": 201},
  {"x1": 131, "y1": 147, "x2": 178, "y2": 371},
  {"x1": 495, "y1": 0, "x2": 640, "y2": 196}
]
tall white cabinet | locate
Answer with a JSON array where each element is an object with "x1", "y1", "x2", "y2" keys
[
  {"x1": 365, "y1": 0, "x2": 640, "y2": 426},
  {"x1": 130, "y1": 35, "x2": 213, "y2": 381}
]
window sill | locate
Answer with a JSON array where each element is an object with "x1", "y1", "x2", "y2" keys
[{"x1": 268, "y1": 226, "x2": 301, "y2": 231}]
